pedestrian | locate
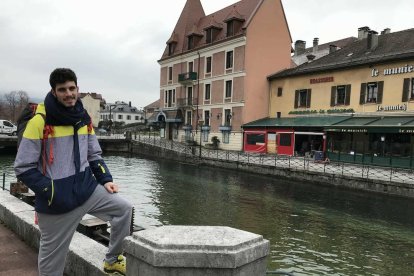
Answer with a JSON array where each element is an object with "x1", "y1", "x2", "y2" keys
[{"x1": 14, "y1": 68, "x2": 132, "y2": 276}]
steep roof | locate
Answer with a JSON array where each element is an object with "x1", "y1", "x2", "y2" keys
[
  {"x1": 269, "y1": 28, "x2": 414, "y2": 80},
  {"x1": 160, "y1": 0, "x2": 263, "y2": 60}
]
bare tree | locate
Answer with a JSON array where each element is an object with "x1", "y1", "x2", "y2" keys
[{"x1": 2, "y1": 91, "x2": 29, "y2": 122}]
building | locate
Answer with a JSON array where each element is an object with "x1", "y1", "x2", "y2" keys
[
  {"x1": 292, "y1": 36, "x2": 357, "y2": 66},
  {"x1": 243, "y1": 27, "x2": 414, "y2": 168},
  {"x1": 100, "y1": 101, "x2": 144, "y2": 125},
  {"x1": 155, "y1": 0, "x2": 292, "y2": 150},
  {"x1": 144, "y1": 99, "x2": 160, "y2": 126},
  {"x1": 79, "y1": 92, "x2": 104, "y2": 127}
]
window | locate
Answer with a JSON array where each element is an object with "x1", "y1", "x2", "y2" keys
[
  {"x1": 127, "y1": 115, "x2": 131, "y2": 120},
  {"x1": 294, "y1": 89, "x2": 311, "y2": 108},
  {"x1": 187, "y1": 36, "x2": 194, "y2": 50},
  {"x1": 4, "y1": 121, "x2": 13, "y2": 127},
  {"x1": 168, "y1": 67, "x2": 172, "y2": 81},
  {"x1": 360, "y1": 81, "x2": 383, "y2": 104},
  {"x1": 165, "y1": 89, "x2": 175, "y2": 107},
  {"x1": 135, "y1": 116, "x2": 139, "y2": 120},
  {"x1": 206, "y1": 56, "x2": 212, "y2": 73},
  {"x1": 402, "y1": 78, "x2": 414, "y2": 101},
  {"x1": 168, "y1": 43, "x2": 176, "y2": 56},
  {"x1": 205, "y1": 84, "x2": 211, "y2": 100},
  {"x1": 204, "y1": 110, "x2": 210, "y2": 126},
  {"x1": 246, "y1": 133, "x2": 265, "y2": 145},
  {"x1": 331, "y1": 85, "x2": 351, "y2": 106},
  {"x1": 186, "y1": 111, "x2": 192, "y2": 125},
  {"x1": 118, "y1": 115, "x2": 123, "y2": 120},
  {"x1": 202, "y1": 130, "x2": 209, "y2": 142},
  {"x1": 187, "y1": 87, "x2": 193, "y2": 105},
  {"x1": 366, "y1": 82, "x2": 378, "y2": 103},
  {"x1": 277, "y1": 87, "x2": 283, "y2": 97},
  {"x1": 189, "y1": 62, "x2": 194, "y2": 73},
  {"x1": 225, "y1": 80, "x2": 232, "y2": 98},
  {"x1": 222, "y1": 132, "x2": 230, "y2": 144},
  {"x1": 227, "y1": 21, "x2": 234, "y2": 37},
  {"x1": 279, "y1": 133, "x2": 291, "y2": 146},
  {"x1": 226, "y1": 51, "x2": 233, "y2": 69},
  {"x1": 224, "y1": 109, "x2": 231, "y2": 126},
  {"x1": 206, "y1": 28, "x2": 213, "y2": 44}
]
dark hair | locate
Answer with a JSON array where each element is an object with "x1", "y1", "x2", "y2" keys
[{"x1": 49, "y1": 68, "x2": 77, "y2": 90}]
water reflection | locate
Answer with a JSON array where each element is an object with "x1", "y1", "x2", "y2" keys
[{"x1": 2, "y1": 153, "x2": 414, "y2": 275}]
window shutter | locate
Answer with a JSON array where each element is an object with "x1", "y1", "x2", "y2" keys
[
  {"x1": 402, "y1": 78, "x2": 410, "y2": 102},
  {"x1": 377, "y1": 81, "x2": 384, "y2": 104},
  {"x1": 330, "y1": 86, "x2": 336, "y2": 107},
  {"x1": 360, "y1": 83, "x2": 366, "y2": 104},
  {"x1": 294, "y1": 90, "x2": 299, "y2": 108},
  {"x1": 306, "y1": 89, "x2": 312, "y2": 108},
  {"x1": 345, "y1": 85, "x2": 351, "y2": 105}
]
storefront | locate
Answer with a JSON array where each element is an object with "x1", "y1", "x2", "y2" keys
[
  {"x1": 243, "y1": 116, "x2": 349, "y2": 156},
  {"x1": 325, "y1": 116, "x2": 414, "y2": 168}
]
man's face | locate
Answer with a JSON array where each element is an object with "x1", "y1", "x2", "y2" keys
[{"x1": 52, "y1": 81, "x2": 79, "y2": 107}]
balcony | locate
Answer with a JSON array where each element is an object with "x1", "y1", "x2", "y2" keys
[
  {"x1": 176, "y1": 97, "x2": 199, "y2": 108},
  {"x1": 178, "y1": 72, "x2": 198, "y2": 84}
]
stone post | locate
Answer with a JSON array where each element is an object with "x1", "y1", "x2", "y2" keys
[{"x1": 123, "y1": 226, "x2": 269, "y2": 276}]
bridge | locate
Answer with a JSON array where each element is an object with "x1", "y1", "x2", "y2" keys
[{"x1": 0, "y1": 135, "x2": 130, "y2": 153}]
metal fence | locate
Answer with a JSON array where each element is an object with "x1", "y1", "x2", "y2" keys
[{"x1": 133, "y1": 135, "x2": 414, "y2": 185}]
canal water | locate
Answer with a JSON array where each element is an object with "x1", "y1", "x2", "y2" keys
[{"x1": 1, "y1": 153, "x2": 414, "y2": 275}]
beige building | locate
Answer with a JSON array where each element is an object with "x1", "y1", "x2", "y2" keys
[
  {"x1": 156, "y1": 0, "x2": 292, "y2": 150},
  {"x1": 79, "y1": 93, "x2": 104, "y2": 127},
  {"x1": 244, "y1": 27, "x2": 414, "y2": 168}
]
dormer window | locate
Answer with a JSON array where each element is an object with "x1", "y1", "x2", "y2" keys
[
  {"x1": 206, "y1": 28, "x2": 213, "y2": 44},
  {"x1": 188, "y1": 36, "x2": 194, "y2": 50},
  {"x1": 227, "y1": 21, "x2": 234, "y2": 37},
  {"x1": 168, "y1": 42, "x2": 176, "y2": 56}
]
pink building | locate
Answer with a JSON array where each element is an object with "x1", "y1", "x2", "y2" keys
[{"x1": 156, "y1": 0, "x2": 292, "y2": 150}]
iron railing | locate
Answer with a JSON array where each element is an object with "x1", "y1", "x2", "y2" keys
[{"x1": 133, "y1": 134, "x2": 414, "y2": 185}]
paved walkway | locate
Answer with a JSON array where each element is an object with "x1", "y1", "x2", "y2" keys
[{"x1": 0, "y1": 220, "x2": 38, "y2": 276}]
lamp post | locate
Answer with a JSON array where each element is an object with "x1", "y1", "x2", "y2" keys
[
  {"x1": 198, "y1": 120, "x2": 204, "y2": 158},
  {"x1": 108, "y1": 104, "x2": 116, "y2": 134}
]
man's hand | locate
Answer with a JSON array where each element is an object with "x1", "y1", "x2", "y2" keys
[{"x1": 104, "y1": 182, "x2": 119, "y2": 193}]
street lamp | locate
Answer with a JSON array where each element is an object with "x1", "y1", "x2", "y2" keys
[{"x1": 198, "y1": 120, "x2": 204, "y2": 158}]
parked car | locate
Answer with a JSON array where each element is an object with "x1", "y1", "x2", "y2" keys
[{"x1": 0, "y1": 120, "x2": 17, "y2": 136}]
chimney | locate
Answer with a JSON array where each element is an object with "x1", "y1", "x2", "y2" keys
[
  {"x1": 381, "y1": 28, "x2": 391, "y2": 35},
  {"x1": 329, "y1": 44, "x2": 337, "y2": 54},
  {"x1": 358, "y1": 26, "x2": 370, "y2": 40},
  {"x1": 306, "y1": 54, "x2": 316, "y2": 62},
  {"x1": 294, "y1": 40, "x2": 306, "y2": 55},
  {"x1": 367, "y1": 30, "x2": 378, "y2": 50},
  {"x1": 313, "y1": 38, "x2": 319, "y2": 53},
  {"x1": 129, "y1": 101, "x2": 132, "y2": 107}
]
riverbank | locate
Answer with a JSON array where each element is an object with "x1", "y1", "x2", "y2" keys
[{"x1": 130, "y1": 138, "x2": 414, "y2": 199}]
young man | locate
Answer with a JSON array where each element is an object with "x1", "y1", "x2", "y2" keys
[{"x1": 14, "y1": 68, "x2": 132, "y2": 276}]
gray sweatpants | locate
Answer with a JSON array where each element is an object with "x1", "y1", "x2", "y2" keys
[{"x1": 37, "y1": 184, "x2": 133, "y2": 276}]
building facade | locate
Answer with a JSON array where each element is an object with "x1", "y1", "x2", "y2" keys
[
  {"x1": 156, "y1": 0, "x2": 292, "y2": 150},
  {"x1": 100, "y1": 101, "x2": 144, "y2": 125},
  {"x1": 79, "y1": 92, "x2": 104, "y2": 127},
  {"x1": 244, "y1": 27, "x2": 414, "y2": 168}
]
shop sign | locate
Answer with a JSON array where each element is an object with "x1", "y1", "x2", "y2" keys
[
  {"x1": 339, "y1": 129, "x2": 367, "y2": 133},
  {"x1": 376, "y1": 104, "x2": 407, "y2": 112},
  {"x1": 371, "y1": 65, "x2": 414, "y2": 77},
  {"x1": 399, "y1": 129, "x2": 414, "y2": 133},
  {"x1": 310, "y1": 76, "x2": 334, "y2": 84}
]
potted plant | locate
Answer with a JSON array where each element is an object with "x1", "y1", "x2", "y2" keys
[{"x1": 211, "y1": 136, "x2": 220, "y2": 149}]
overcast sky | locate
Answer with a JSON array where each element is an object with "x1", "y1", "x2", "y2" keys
[{"x1": 0, "y1": 0, "x2": 413, "y2": 108}]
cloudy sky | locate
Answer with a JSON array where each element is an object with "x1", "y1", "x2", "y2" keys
[{"x1": 0, "y1": 0, "x2": 413, "y2": 108}]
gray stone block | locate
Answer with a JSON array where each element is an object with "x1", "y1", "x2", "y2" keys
[{"x1": 124, "y1": 226, "x2": 269, "y2": 276}]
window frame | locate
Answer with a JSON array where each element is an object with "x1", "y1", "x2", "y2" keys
[
  {"x1": 204, "y1": 110, "x2": 210, "y2": 126},
  {"x1": 168, "y1": 66, "x2": 173, "y2": 81},
  {"x1": 366, "y1": 82, "x2": 378, "y2": 103},
  {"x1": 205, "y1": 83, "x2": 211, "y2": 100},
  {"x1": 226, "y1": 50, "x2": 233, "y2": 69},
  {"x1": 225, "y1": 80, "x2": 232, "y2": 98},
  {"x1": 206, "y1": 56, "x2": 212, "y2": 73},
  {"x1": 298, "y1": 89, "x2": 308, "y2": 108}
]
